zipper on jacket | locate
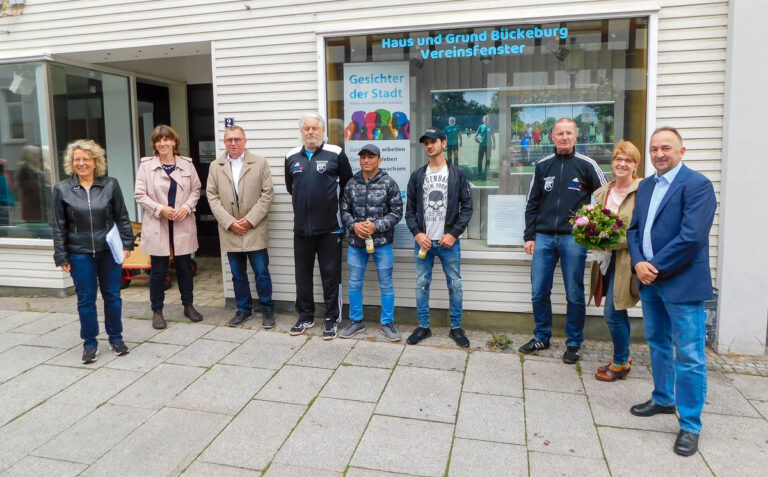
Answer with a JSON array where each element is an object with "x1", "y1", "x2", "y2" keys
[
  {"x1": 306, "y1": 156, "x2": 312, "y2": 235},
  {"x1": 553, "y1": 158, "x2": 565, "y2": 231},
  {"x1": 85, "y1": 187, "x2": 96, "y2": 257}
]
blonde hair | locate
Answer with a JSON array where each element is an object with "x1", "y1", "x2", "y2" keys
[
  {"x1": 63, "y1": 140, "x2": 107, "y2": 177},
  {"x1": 612, "y1": 140, "x2": 641, "y2": 178}
]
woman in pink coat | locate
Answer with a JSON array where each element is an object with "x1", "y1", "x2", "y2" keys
[{"x1": 134, "y1": 125, "x2": 202, "y2": 329}]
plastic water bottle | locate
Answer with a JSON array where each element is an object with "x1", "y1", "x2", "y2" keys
[
  {"x1": 418, "y1": 247, "x2": 427, "y2": 259},
  {"x1": 365, "y1": 236, "x2": 374, "y2": 253}
]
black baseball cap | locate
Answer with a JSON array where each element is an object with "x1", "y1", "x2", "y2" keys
[
  {"x1": 419, "y1": 127, "x2": 446, "y2": 143},
  {"x1": 358, "y1": 144, "x2": 380, "y2": 156}
]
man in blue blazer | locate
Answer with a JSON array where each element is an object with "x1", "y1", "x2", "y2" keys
[{"x1": 627, "y1": 127, "x2": 717, "y2": 457}]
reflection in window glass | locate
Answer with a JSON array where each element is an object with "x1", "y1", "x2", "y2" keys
[
  {"x1": 326, "y1": 17, "x2": 648, "y2": 249},
  {"x1": 0, "y1": 62, "x2": 53, "y2": 238}
]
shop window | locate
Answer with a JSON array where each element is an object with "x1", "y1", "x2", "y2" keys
[
  {"x1": 0, "y1": 62, "x2": 53, "y2": 237},
  {"x1": 325, "y1": 17, "x2": 648, "y2": 250}
]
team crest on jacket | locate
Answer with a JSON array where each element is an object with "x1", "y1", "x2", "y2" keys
[
  {"x1": 544, "y1": 176, "x2": 555, "y2": 192},
  {"x1": 316, "y1": 161, "x2": 328, "y2": 173}
]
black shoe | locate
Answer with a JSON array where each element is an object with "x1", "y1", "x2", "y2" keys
[
  {"x1": 449, "y1": 328, "x2": 470, "y2": 348},
  {"x1": 183, "y1": 304, "x2": 203, "y2": 322},
  {"x1": 110, "y1": 341, "x2": 130, "y2": 356},
  {"x1": 562, "y1": 346, "x2": 582, "y2": 364},
  {"x1": 290, "y1": 318, "x2": 315, "y2": 336},
  {"x1": 322, "y1": 320, "x2": 337, "y2": 340},
  {"x1": 406, "y1": 327, "x2": 432, "y2": 345},
  {"x1": 82, "y1": 347, "x2": 99, "y2": 364},
  {"x1": 630, "y1": 399, "x2": 676, "y2": 417},
  {"x1": 518, "y1": 338, "x2": 550, "y2": 354},
  {"x1": 262, "y1": 309, "x2": 276, "y2": 329},
  {"x1": 673, "y1": 430, "x2": 699, "y2": 456},
  {"x1": 228, "y1": 311, "x2": 253, "y2": 327}
]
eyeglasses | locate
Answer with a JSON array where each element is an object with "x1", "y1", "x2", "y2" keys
[
  {"x1": 612, "y1": 157, "x2": 636, "y2": 164},
  {"x1": 224, "y1": 138, "x2": 244, "y2": 144}
]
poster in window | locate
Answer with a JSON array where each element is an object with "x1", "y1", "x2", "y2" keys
[{"x1": 343, "y1": 61, "x2": 411, "y2": 246}]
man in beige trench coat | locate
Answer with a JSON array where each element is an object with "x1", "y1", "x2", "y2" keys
[{"x1": 207, "y1": 125, "x2": 276, "y2": 328}]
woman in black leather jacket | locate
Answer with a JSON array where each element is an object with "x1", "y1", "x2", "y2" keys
[{"x1": 52, "y1": 140, "x2": 134, "y2": 364}]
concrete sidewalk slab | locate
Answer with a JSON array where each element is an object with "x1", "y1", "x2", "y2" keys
[
  {"x1": 528, "y1": 452, "x2": 610, "y2": 477},
  {"x1": 523, "y1": 358, "x2": 584, "y2": 394},
  {"x1": 599, "y1": 426, "x2": 710, "y2": 476},
  {"x1": 222, "y1": 331, "x2": 304, "y2": 370},
  {"x1": 33, "y1": 404, "x2": 154, "y2": 464},
  {"x1": 256, "y1": 364, "x2": 332, "y2": 405},
  {"x1": 343, "y1": 339, "x2": 403, "y2": 369},
  {"x1": 1, "y1": 456, "x2": 86, "y2": 477},
  {"x1": 49, "y1": 367, "x2": 143, "y2": 408},
  {"x1": 201, "y1": 399, "x2": 305, "y2": 470},
  {"x1": 109, "y1": 362, "x2": 205, "y2": 410},
  {"x1": 274, "y1": 397, "x2": 374, "y2": 472},
  {"x1": 351, "y1": 415, "x2": 454, "y2": 476},
  {"x1": 399, "y1": 345, "x2": 467, "y2": 371},
  {"x1": 525, "y1": 389, "x2": 603, "y2": 458},
  {"x1": 699, "y1": 413, "x2": 768, "y2": 477},
  {"x1": 184, "y1": 461, "x2": 262, "y2": 477},
  {"x1": 166, "y1": 337, "x2": 239, "y2": 367},
  {"x1": 149, "y1": 322, "x2": 216, "y2": 345},
  {"x1": 463, "y1": 351, "x2": 523, "y2": 397},
  {"x1": 0, "y1": 345, "x2": 63, "y2": 382},
  {"x1": 0, "y1": 402, "x2": 91, "y2": 472},
  {"x1": 448, "y1": 439, "x2": 527, "y2": 477},
  {"x1": 704, "y1": 371, "x2": 762, "y2": 417},
  {"x1": 168, "y1": 363, "x2": 273, "y2": 415},
  {"x1": 287, "y1": 336, "x2": 356, "y2": 369},
  {"x1": 0, "y1": 364, "x2": 89, "y2": 427},
  {"x1": 104, "y1": 341, "x2": 183, "y2": 372},
  {"x1": 581, "y1": 375, "x2": 680, "y2": 432},
  {"x1": 376, "y1": 366, "x2": 463, "y2": 423},
  {"x1": 320, "y1": 365, "x2": 391, "y2": 402},
  {"x1": 455, "y1": 392, "x2": 525, "y2": 444},
  {"x1": 81, "y1": 407, "x2": 229, "y2": 477}
]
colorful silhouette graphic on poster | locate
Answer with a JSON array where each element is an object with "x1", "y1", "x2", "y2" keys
[{"x1": 346, "y1": 110, "x2": 410, "y2": 141}]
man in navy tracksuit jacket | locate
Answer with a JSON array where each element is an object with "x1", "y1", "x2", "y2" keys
[
  {"x1": 285, "y1": 113, "x2": 353, "y2": 339},
  {"x1": 519, "y1": 118, "x2": 606, "y2": 363}
]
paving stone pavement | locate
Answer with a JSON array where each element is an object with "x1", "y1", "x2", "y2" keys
[{"x1": 0, "y1": 270, "x2": 766, "y2": 475}]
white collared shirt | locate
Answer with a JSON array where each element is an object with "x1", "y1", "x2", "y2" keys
[{"x1": 228, "y1": 153, "x2": 245, "y2": 196}]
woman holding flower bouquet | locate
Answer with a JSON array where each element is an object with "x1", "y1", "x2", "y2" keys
[{"x1": 588, "y1": 141, "x2": 642, "y2": 381}]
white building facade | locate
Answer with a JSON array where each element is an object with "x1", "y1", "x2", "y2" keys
[{"x1": 0, "y1": 0, "x2": 764, "y2": 355}]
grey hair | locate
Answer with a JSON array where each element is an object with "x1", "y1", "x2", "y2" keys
[
  {"x1": 224, "y1": 125, "x2": 246, "y2": 138},
  {"x1": 298, "y1": 112, "x2": 327, "y2": 143},
  {"x1": 298, "y1": 112, "x2": 326, "y2": 131}
]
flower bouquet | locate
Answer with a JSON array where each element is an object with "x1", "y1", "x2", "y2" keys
[{"x1": 570, "y1": 204, "x2": 626, "y2": 250}]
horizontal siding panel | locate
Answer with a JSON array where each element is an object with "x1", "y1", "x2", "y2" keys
[
  {"x1": 657, "y1": 94, "x2": 723, "y2": 107},
  {"x1": 658, "y1": 26, "x2": 727, "y2": 41},
  {"x1": 657, "y1": 72, "x2": 724, "y2": 86},
  {"x1": 655, "y1": 106, "x2": 723, "y2": 119},
  {"x1": 657, "y1": 39, "x2": 726, "y2": 52},
  {"x1": 658, "y1": 49, "x2": 725, "y2": 63},
  {"x1": 658, "y1": 61, "x2": 725, "y2": 74},
  {"x1": 657, "y1": 83, "x2": 724, "y2": 96}
]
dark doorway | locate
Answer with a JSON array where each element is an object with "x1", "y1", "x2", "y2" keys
[
  {"x1": 136, "y1": 81, "x2": 171, "y2": 158},
  {"x1": 187, "y1": 83, "x2": 218, "y2": 257}
]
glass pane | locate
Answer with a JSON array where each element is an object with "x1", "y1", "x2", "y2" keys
[
  {"x1": 49, "y1": 63, "x2": 136, "y2": 220},
  {"x1": 0, "y1": 62, "x2": 53, "y2": 238},
  {"x1": 326, "y1": 18, "x2": 648, "y2": 250}
]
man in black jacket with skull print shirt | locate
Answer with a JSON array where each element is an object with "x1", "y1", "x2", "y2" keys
[{"x1": 405, "y1": 127, "x2": 473, "y2": 348}]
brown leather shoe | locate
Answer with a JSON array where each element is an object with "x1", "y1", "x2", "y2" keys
[
  {"x1": 595, "y1": 361, "x2": 631, "y2": 381},
  {"x1": 183, "y1": 304, "x2": 203, "y2": 322},
  {"x1": 152, "y1": 309, "x2": 167, "y2": 329},
  {"x1": 598, "y1": 356, "x2": 632, "y2": 374}
]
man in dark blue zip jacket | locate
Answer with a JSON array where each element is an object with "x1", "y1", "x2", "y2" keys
[
  {"x1": 519, "y1": 118, "x2": 606, "y2": 363},
  {"x1": 285, "y1": 113, "x2": 353, "y2": 340}
]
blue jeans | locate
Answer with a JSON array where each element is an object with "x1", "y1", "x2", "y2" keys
[
  {"x1": 227, "y1": 249, "x2": 274, "y2": 314},
  {"x1": 414, "y1": 240, "x2": 463, "y2": 329},
  {"x1": 604, "y1": 254, "x2": 630, "y2": 365},
  {"x1": 69, "y1": 251, "x2": 124, "y2": 349},
  {"x1": 348, "y1": 244, "x2": 394, "y2": 325},
  {"x1": 640, "y1": 284, "x2": 707, "y2": 434},
  {"x1": 531, "y1": 233, "x2": 587, "y2": 346}
]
